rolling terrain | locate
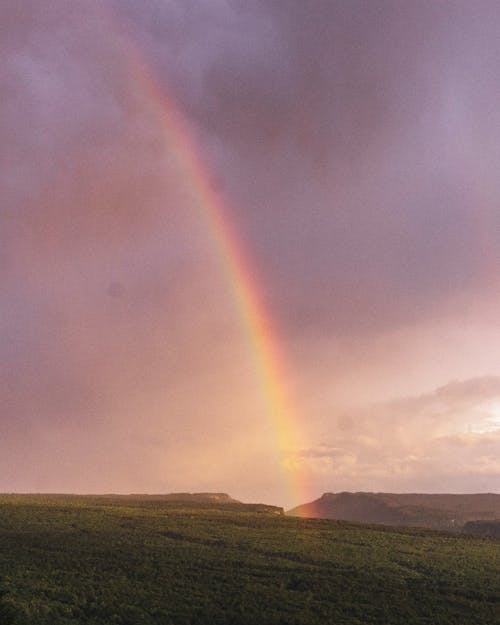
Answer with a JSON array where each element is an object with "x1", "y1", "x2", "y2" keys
[
  {"x1": 0, "y1": 494, "x2": 498, "y2": 624},
  {"x1": 287, "y1": 492, "x2": 500, "y2": 531}
]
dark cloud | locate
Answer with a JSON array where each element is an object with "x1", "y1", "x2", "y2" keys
[{"x1": 113, "y1": 0, "x2": 500, "y2": 336}]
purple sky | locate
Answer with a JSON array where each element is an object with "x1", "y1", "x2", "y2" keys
[{"x1": 1, "y1": 1, "x2": 500, "y2": 507}]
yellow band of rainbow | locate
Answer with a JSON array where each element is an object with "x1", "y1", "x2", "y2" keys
[{"x1": 115, "y1": 34, "x2": 309, "y2": 507}]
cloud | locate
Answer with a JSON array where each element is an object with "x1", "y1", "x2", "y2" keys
[
  {"x1": 295, "y1": 377, "x2": 500, "y2": 492},
  {"x1": 2, "y1": 1, "x2": 500, "y2": 505},
  {"x1": 1, "y1": 0, "x2": 279, "y2": 499},
  {"x1": 111, "y1": 0, "x2": 500, "y2": 340}
]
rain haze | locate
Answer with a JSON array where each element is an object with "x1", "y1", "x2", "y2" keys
[{"x1": 2, "y1": 0, "x2": 500, "y2": 508}]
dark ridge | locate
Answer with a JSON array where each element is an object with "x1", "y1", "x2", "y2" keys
[
  {"x1": 287, "y1": 492, "x2": 500, "y2": 530},
  {"x1": 0, "y1": 493, "x2": 284, "y2": 516}
]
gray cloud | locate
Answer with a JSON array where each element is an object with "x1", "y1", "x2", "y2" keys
[
  {"x1": 1, "y1": 0, "x2": 262, "y2": 491},
  {"x1": 113, "y1": 0, "x2": 500, "y2": 337}
]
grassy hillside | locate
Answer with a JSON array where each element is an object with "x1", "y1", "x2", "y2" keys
[
  {"x1": 287, "y1": 492, "x2": 500, "y2": 530},
  {"x1": 0, "y1": 495, "x2": 498, "y2": 625}
]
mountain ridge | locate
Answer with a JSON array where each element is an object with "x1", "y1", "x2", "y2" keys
[
  {"x1": 287, "y1": 491, "x2": 500, "y2": 530},
  {"x1": 0, "y1": 492, "x2": 284, "y2": 515}
]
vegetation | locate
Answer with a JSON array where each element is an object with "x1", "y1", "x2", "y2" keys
[
  {"x1": 464, "y1": 520, "x2": 500, "y2": 539},
  {"x1": 0, "y1": 494, "x2": 498, "y2": 624}
]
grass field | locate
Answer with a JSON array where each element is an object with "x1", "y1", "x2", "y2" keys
[{"x1": 0, "y1": 495, "x2": 498, "y2": 624}]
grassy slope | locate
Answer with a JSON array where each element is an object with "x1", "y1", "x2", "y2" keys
[{"x1": 0, "y1": 495, "x2": 498, "y2": 625}]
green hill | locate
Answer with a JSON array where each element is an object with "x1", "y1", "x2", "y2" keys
[
  {"x1": 287, "y1": 492, "x2": 500, "y2": 530},
  {"x1": 0, "y1": 494, "x2": 498, "y2": 624}
]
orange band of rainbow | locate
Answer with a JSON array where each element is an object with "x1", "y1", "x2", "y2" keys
[{"x1": 112, "y1": 28, "x2": 309, "y2": 506}]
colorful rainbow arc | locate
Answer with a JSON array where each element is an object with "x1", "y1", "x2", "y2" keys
[{"x1": 121, "y1": 48, "x2": 308, "y2": 507}]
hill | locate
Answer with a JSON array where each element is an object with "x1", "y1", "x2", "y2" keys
[
  {"x1": 0, "y1": 494, "x2": 498, "y2": 624},
  {"x1": 287, "y1": 492, "x2": 500, "y2": 530},
  {"x1": 0, "y1": 492, "x2": 284, "y2": 515},
  {"x1": 106, "y1": 492, "x2": 240, "y2": 503}
]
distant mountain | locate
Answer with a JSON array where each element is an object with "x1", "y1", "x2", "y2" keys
[
  {"x1": 126, "y1": 492, "x2": 240, "y2": 503},
  {"x1": 1, "y1": 492, "x2": 285, "y2": 515},
  {"x1": 287, "y1": 492, "x2": 500, "y2": 530},
  {"x1": 147, "y1": 493, "x2": 284, "y2": 515},
  {"x1": 19, "y1": 492, "x2": 285, "y2": 515}
]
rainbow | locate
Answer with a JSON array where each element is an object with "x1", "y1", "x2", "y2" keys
[{"x1": 115, "y1": 36, "x2": 309, "y2": 507}]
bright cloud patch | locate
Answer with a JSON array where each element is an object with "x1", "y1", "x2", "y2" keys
[{"x1": 296, "y1": 377, "x2": 500, "y2": 493}]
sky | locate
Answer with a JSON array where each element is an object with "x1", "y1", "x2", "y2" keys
[{"x1": 1, "y1": 0, "x2": 500, "y2": 508}]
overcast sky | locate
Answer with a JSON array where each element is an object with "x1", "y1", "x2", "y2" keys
[{"x1": 2, "y1": 1, "x2": 500, "y2": 507}]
